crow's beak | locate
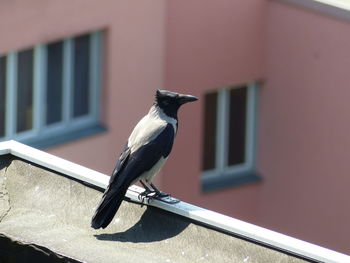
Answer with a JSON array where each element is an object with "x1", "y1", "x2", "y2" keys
[{"x1": 178, "y1": 94, "x2": 198, "y2": 105}]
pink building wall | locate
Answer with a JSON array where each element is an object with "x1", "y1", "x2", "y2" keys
[
  {"x1": 0, "y1": 0, "x2": 167, "y2": 185},
  {"x1": 1, "y1": 0, "x2": 350, "y2": 254},
  {"x1": 260, "y1": 0, "x2": 350, "y2": 253},
  {"x1": 163, "y1": 0, "x2": 350, "y2": 253}
]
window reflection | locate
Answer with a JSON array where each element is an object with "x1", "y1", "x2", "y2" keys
[
  {"x1": 46, "y1": 41, "x2": 64, "y2": 125},
  {"x1": 17, "y1": 49, "x2": 34, "y2": 133},
  {"x1": 202, "y1": 92, "x2": 217, "y2": 171},
  {"x1": 73, "y1": 34, "x2": 90, "y2": 118},
  {"x1": 0, "y1": 56, "x2": 6, "y2": 137}
]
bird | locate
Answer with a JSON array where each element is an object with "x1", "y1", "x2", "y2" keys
[{"x1": 91, "y1": 89, "x2": 198, "y2": 229}]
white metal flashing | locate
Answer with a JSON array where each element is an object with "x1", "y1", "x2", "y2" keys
[
  {"x1": 276, "y1": 0, "x2": 350, "y2": 22},
  {"x1": 0, "y1": 140, "x2": 349, "y2": 263},
  {"x1": 313, "y1": 0, "x2": 350, "y2": 11}
]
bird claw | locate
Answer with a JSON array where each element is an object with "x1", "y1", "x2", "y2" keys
[
  {"x1": 154, "y1": 191, "x2": 170, "y2": 198},
  {"x1": 138, "y1": 190, "x2": 179, "y2": 205},
  {"x1": 138, "y1": 190, "x2": 155, "y2": 204}
]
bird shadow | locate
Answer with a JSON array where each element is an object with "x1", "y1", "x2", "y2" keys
[{"x1": 94, "y1": 206, "x2": 190, "y2": 243}]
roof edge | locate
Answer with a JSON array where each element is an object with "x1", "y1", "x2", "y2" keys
[
  {"x1": 275, "y1": 0, "x2": 350, "y2": 22},
  {"x1": 0, "y1": 140, "x2": 349, "y2": 263}
]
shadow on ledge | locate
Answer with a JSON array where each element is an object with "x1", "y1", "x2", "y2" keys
[{"x1": 94, "y1": 207, "x2": 190, "y2": 243}]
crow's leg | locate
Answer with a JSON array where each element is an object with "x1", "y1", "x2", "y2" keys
[
  {"x1": 140, "y1": 180, "x2": 153, "y2": 193},
  {"x1": 150, "y1": 183, "x2": 169, "y2": 198},
  {"x1": 138, "y1": 180, "x2": 155, "y2": 202}
]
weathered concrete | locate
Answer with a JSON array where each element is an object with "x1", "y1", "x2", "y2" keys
[{"x1": 0, "y1": 156, "x2": 310, "y2": 263}]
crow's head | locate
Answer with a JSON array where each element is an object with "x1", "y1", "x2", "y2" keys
[{"x1": 155, "y1": 90, "x2": 198, "y2": 119}]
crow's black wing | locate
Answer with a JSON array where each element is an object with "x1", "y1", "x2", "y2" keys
[
  {"x1": 108, "y1": 144, "x2": 131, "y2": 185},
  {"x1": 117, "y1": 123, "x2": 175, "y2": 184},
  {"x1": 91, "y1": 123, "x2": 175, "y2": 229}
]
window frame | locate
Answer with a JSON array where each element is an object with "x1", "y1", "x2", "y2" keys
[
  {"x1": 201, "y1": 83, "x2": 260, "y2": 192},
  {"x1": 0, "y1": 31, "x2": 104, "y2": 148}
]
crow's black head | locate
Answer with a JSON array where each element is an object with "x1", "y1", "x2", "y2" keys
[{"x1": 155, "y1": 90, "x2": 198, "y2": 119}]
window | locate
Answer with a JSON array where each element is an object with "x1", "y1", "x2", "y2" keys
[
  {"x1": 0, "y1": 31, "x2": 104, "y2": 148},
  {"x1": 201, "y1": 83, "x2": 260, "y2": 191},
  {"x1": 46, "y1": 41, "x2": 64, "y2": 125},
  {"x1": 17, "y1": 49, "x2": 34, "y2": 133},
  {"x1": 0, "y1": 56, "x2": 6, "y2": 138}
]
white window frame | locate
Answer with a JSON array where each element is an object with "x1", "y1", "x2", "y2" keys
[
  {"x1": 1, "y1": 31, "x2": 102, "y2": 147},
  {"x1": 202, "y1": 83, "x2": 259, "y2": 189}
]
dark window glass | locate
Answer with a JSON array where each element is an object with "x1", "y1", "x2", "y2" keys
[
  {"x1": 202, "y1": 92, "x2": 218, "y2": 171},
  {"x1": 228, "y1": 87, "x2": 247, "y2": 166},
  {"x1": 73, "y1": 34, "x2": 90, "y2": 117},
  {"x1": 17, "y1": 49, "x2": 34, "y2": 133},
  {"x1": 0, "y1": 56, "x2": 6, "y2": 137},
  {"x1": 46, "y1": 41, "x2": 63, "y2": 125}
]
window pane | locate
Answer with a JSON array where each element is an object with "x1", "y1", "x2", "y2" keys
[
  {"x1": 17, "y1": 49, "x2": 34, "y2": 133},
  {"x1": 73, "y1": 34, "x2": 90, "y2": 117},
  {"x1": 228, "y1": 87, "x2": 247, "y2": 166},
  {"x1": 46, "y1": 41, "x2": 63, "y2": 125},
  {"x1": 0, "y1": 56, "x2": 6, "y2": 138},
  {"x1": 202, "y1": 92, "x2": 218, "y2": 171}
]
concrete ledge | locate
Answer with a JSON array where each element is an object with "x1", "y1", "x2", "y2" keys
[
  {"x1": 0, "y1": 140, "x2": 349, "y2": 263},
  {"x1": 0, "y1": 156, "x2": 310, "y2": 262}
]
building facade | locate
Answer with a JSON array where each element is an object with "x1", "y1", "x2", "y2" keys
[{"x1": 0, "y1": 0, "x2": 349, "y2": 254}]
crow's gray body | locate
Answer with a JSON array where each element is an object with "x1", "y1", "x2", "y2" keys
[{"x1": 91, "y1": 90, "x2": 197, "y2": 229}]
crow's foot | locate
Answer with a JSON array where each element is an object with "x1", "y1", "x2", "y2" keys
[
  {"x1": 149, "y1": 183, "x2": 170, "y2": 198},
  {"x1": 154, "y1": 191, "x2": 170, "y2": 198},
  {"x1": 138, "y1": 190, "x2": 155, "y2": 204}
]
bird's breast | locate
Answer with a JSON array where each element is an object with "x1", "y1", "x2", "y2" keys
[{"x1": 138, "y1": 156, "x2": 168, "y2": 184}]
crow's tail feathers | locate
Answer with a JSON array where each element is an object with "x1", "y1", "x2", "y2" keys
[{"x1": 91, "y1": 186, "x2": 129, "y2": 229}]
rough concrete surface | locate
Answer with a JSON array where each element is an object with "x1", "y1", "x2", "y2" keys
[{"x1": 0, "y1": 156, "x2": 310, "y2": 263}]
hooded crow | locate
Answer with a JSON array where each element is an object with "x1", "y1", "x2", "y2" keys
[{"x1": 91, "y1": 90, "x2": 198, "y2": 229}]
